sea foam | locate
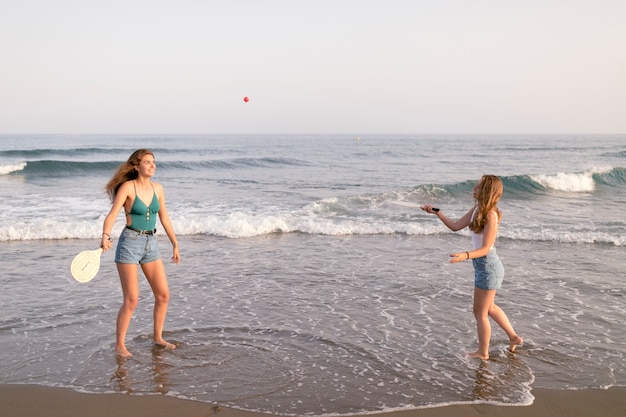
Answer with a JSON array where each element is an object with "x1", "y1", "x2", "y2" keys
[
  {"x1": 529, "y1": 168, "x2": 612, "y2": 193},
  {"x1": 0, "y1": 162, "x2": 26, "y2": 175}
]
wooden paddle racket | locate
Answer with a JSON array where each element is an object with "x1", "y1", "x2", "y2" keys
[
  {"x1": 389, "y1": 201, "x2": 439, "y2": 212},
  {"x1": 71, "y1": 248, "x2": 103, "y2": 283}
]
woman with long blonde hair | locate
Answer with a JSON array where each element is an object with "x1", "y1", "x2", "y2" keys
[
  {"x1": 101, "y1": 149, "x2": 180, "y2": 357},
  {"x1": 422, "y1": 175, "x2": 523, "y2": 359}
]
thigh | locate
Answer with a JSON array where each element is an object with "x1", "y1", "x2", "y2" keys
[
  {"x1": 141, "y1": 259, "x2": 169, "y2": 296},
  {"x1": 117, "y1": 263, "x2": 140, "y2": 299},
  {"x1": 473, "y1": 287, "x2": 497, "y2": 314}
]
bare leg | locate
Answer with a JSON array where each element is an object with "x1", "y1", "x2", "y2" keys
[
  {"x1": 116, "y1": 263, "x2": 140, "y2": 357},
  {"x1": 468, "y1": 287, "x2": 496, "y2": 360},
  {"x1": 141, "y1": 259, "x2": 175, "y2": 350},
  {"x1": 488, "y1": 302, "x2": 523, "y2": 352}
]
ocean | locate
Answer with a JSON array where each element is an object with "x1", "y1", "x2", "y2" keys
[{"x1": 0, "y1": 134, "x2": 624, "y2": 415}]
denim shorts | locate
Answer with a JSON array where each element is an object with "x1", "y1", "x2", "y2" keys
[
  {"x1": 115, "y1": 227, "x2": 161, "y2": 264},
  {"x1": 472, "y1": 248, "x2": 504, "y2": 290}
]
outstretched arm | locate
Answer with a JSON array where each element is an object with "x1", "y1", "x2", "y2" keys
[{"x1": 421, "y1": 205, "x2": 474, "y2": 232}]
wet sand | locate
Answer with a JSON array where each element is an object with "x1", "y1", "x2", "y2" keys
[{"x1": 1, "y1": 384, "x2": 625, "y2": 417}]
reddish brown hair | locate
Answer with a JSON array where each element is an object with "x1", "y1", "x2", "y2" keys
[
  {"x1": 105, "y1": 149, "x2": 154, "y2": 201},
  {"x1": 469, "y1": 175, "x2": 502, "y2": 233}
]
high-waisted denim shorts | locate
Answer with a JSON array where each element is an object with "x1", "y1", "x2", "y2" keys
[
  {"x1": 472, "y1": 248, "x2": 504, "y2": 290},
  {"x1": 115, "y1": 227, "x2": 161, "y2": 264}
]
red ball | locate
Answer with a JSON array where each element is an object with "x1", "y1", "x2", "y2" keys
[{"x1": 243, "y1": 96, "x2": 249, "y2": 102}]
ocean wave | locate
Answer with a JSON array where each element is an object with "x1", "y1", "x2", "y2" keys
[
  {"x1": 0, "y1": 162, "x2": 27, "y2": 175},
  {"x1": 0, "y1": 143, "x2": 226, "y2": 159},
  {"x1": 400, "y1": 168, "x2": 626, "y2": 199},
  {"x1": 5, "y1": 157, "x2": 312, "y2": 177},
  {"x1": 166, "y1": 157, "x2": 312, "y2": 170},
  {"x1": 593, "y1": 167, "x2": 626, "y2": 186},
  {"x1": 0, "y1": 147, "x2": 123, "y2": 158},
  {"x1": 12, "y1": 160, "x2": 119, "y2": 176},
  {"x1": 529, "y1": 168, "x2": 613, "y2": 193},
  {"x1": 2, "y1": 208, "x2": 622, "y2": 245},
  {"x1": 6, "y1": 152, "x2": 624, "y2": 195},
  {"x1": 508, "y1": 168, "x2": 624, "y2": 194}
]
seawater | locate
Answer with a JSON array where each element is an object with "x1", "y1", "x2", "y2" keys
[{"x1": 0, "y1": 134, "x2": 625, "y2": 415}]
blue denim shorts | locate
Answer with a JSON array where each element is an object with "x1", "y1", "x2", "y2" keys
[
  {"x1": 472, "y1": 248, "x2": 504, "y2": 290},
  {"x1": 115, "y1": 227, "x2": 161, "y2": 264}
]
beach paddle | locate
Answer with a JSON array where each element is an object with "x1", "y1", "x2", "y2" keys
[
  {"x1": 388, "y1": 201, "x2": 439, "y2": 212},
  {"x1": 70, "y1": 248, "x2": 103, "y2": 283}
]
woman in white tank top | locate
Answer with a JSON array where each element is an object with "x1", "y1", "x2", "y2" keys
[{"x1": 421, "y1": 175, "x2": 523, "y2": 360}]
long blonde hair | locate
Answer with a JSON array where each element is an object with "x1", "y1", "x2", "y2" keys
[
  {"x1": 105, "y1": 149, "x2": 154, "y2": 201},
  {"x1": 469, "y1": 175, "x2": 502, "y2": 233}
]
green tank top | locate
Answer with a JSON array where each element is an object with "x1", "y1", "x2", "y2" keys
[{"x1": 127, "y1": 182, "x2": 160, "y2": 230}]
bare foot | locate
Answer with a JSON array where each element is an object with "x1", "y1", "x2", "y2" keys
[
  {"x1": 467, "y1": 351, "x2": 489, "y2": 360},
  {"x1": 508, "y1": 335, "x2": 524, "y2": 353},
  {"x1": 154, "y1": 339, "x2": 176, "y2": 350},
  {"x1": 116, "y1": 347, "x2": 133, "y2": 358}
]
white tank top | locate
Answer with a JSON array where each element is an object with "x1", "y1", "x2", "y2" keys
[{"x1": 469, "y1": 208, "x2": 499, "y2": 250}]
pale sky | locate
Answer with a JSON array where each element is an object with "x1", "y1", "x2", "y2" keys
[{"x1": 1, "y1": 0, "x2": 625, "y2": 134}]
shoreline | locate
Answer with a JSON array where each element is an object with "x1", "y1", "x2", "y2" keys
[{"x1": 1, "y1": 384, "x2": 626, "y2": 417}]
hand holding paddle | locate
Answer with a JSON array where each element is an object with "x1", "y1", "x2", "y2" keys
[
  {"x1": 101, "y1": 233, "x2": 113, "y2": 252},
  {"x1": 420, "y1": 204, "x2": 440, "y2": 214}
]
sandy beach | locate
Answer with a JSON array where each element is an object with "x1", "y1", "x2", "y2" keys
[{"x1": 1, "y1": 384, "x2": 625, "y2": 417}]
